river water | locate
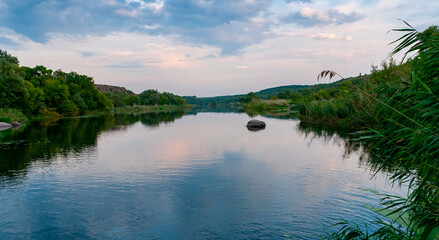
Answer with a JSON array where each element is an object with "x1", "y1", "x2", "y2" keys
[{"x1": 0, "y1": 112, "x2": 404, "y2": 239}]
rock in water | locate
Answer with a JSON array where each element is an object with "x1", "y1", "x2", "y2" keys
[
  {"x1": 0, "y1": 122, "x2": 13, "y2": 131},
  {"x1": 246, "y1": 119, "x2": 266, "y2": 131}
]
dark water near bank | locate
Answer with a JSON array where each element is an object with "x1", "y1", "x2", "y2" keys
[{"x1": 0, "y1": 112, "x2": 404, "y2": 239}]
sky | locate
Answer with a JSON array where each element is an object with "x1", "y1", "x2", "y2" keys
[{"x1": 0, "y1": 0, "x2": 438, "y2": 97}]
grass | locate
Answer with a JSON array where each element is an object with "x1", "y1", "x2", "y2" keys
[
  {"x1": 0, "y1": 108, "x2": 28, "y2": 125},
  {"x1": 55, "y1": 104, "x2": 192, "y2": 121},
  {"x1": 112, "y1": 104, "x2": 192, "y2": 115},
  {"x1": 314, "y1": 23, "x2": 439, "y2": 239},
  {"x1": 1, "y1": 105, "x2": 192, "y2": 127},
  {"x1": 297, "y1": 91, "x2": 377, "y2": 131},
  {"x1": 241, "y1": 99, "x2": 298, "y2": 118}
]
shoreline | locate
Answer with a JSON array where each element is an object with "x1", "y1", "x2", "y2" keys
[{"x1": 0, "y1": 105, "x2": 193, "y2": 127}]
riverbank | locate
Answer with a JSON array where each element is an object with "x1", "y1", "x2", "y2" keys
[
  {"x1": 0, "y1": 105, "x2": 193, "y2": 127},
  {"x1": 112, "y1": 104, "x2": 192, "y2": 115},
  {"x1": 0, "y1": 108, "x2": 29, "y2": 125},
  {"x1": 238, "y1": 99, "x2": 299, "y2": 118},
  {"x1": 237, "y1": 25, "x2": 439, "y2": 239}
]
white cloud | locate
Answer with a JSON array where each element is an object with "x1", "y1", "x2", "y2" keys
[
  {"x1": 145, "y1": 0, "x2": 164, "y2": 13},
  {"x1": 144, "y1": 24, "x2": 161, "y2": 30},
  {"x1": 114, "y1": 9, "x2": 139, "y2": 18},
  {"x1": 308, "y1": 33, "x2": 353, "y2": 41},
  {"x1": 310, "y1": 33, "x2": 341, "y2": 40},
  {"x1": 2, "y1": 0, "x2": 439, "y2": 96},
  {"x1": 300, "y1": 8, "x2": 331, "y2": 22}
]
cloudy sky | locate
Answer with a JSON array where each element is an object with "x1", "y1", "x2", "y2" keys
[{"x1": 0, "y1": 0, "x2": 438, "y2": 96}]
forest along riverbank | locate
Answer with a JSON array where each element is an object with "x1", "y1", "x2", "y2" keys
[{"x1": 0, "y1": 49, "x2": 190, "y2": 126}]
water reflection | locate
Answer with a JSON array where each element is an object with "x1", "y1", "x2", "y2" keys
[
  {"x1": 0, "y1": 111, "x2": 186, "y2": 178},
  {"x1": 297, "y1": 121, "x2": 363, "y2": 158},
  {"x1": 296, "y1": 121, "x2": 401, "y2": 177},
  {"x1": 0, "y1": 112, "x2": 404, "y2": 239}
]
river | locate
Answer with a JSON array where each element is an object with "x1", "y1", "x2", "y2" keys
[{"x1": 0, "y1": 112, "x2": 404, "y2": 239}]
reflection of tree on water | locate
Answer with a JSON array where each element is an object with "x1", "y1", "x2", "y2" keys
[
  {"x1": 187, "y1": 105, "x2": 243, "y2": 115},
  {"x1": 0, "y1": 111, "x2": 186, "y2": 178},
  {"x1": 297, "y1": 122, "x2": 372, "y2": 170},
  {"x1": 297, "y1": 121, "x2": 403, "y2": 179},
  {"x1": 139, "y1": 111, "x2": 186, "y2": 127}
]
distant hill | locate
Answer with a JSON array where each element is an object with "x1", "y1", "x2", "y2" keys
[
  {"x1": 183, "y1": 84, "x2": 314, "y2": 106},
  {"x1": 95, "y1": 84, "x2": 136, "y2": 95},
  {"x1": 183, "y1": 83, "x2": 320, "y2": 104},
  {"x1": 183, "y1": 77, "x2": 364, "y2": 107},
  {"x1": 256, "y1": 84, "x2": 309, "y2": 97}
]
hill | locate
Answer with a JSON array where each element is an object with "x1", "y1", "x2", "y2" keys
[
  {"x1": 183, "y1": 77, "x2": 357, "y2": 107},
  {"x1": 95, "y1": 84, "x2": 136, "y2": 95}
]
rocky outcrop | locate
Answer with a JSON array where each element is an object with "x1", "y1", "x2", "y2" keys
[
  {"x1": 0, "y1": 122, "x2": 12, "y2": 130},
  {"x1": 246, "y1": 119, "x2": 266, "y2": 131},
  {"x1": 94, "y1": 84, "x2": 136, "y2": 95}
]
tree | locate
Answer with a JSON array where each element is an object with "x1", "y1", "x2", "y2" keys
[
  {"x1": 159, "y1": 94, "x2": 169, "y2": 105},
  {"x1": 125, "y1": 95, "x2": 140, "y2": 106},
  {"x1": 0, "y1": 50, "x2": 32, "y2": 111},
  {"x1": 139, "y1": 89, "x2": 160, "y2": 105},
  {"x1": 242, "y1": 92, "x2": 259, "y2": 103}
]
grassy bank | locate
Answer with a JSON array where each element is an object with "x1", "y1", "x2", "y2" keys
[
  {"x1": 297, "y1": 58, "x2": 411, "y2": 131},
  {"x1": 297, "y1": 90, "x2": 377, "y2": 131},
  {"x1": 112, "y1": 104, "x2": 192, "y2": 115},
  {"x1": 1, "y1": 105, "x2": 192, "y2": 126},
  {"x1": 238, "y1": 99, "x2": 299, "y2": 118},
  {"x1": 316, "y1": 25, "x2": 439, "y2": 239},
  {"x1": 0, "y1": 108, "x2": 29, "y2": 125},
  {"x1": 54, "y1": 104, "x2": 192, "y2": 120}
]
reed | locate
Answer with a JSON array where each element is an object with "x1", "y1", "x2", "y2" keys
[{"x1": 320, "y1": 23, "x2": 439, "y2": 239}]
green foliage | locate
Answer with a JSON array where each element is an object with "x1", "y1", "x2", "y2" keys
[
  {"x1": 125, "y1": 95, "x2": 140, "y2": 106},
  {"x1": 108, "y1": 89, "x2": 187, "y2": 108},
  {"x1": 0, "y1": 50, "x2": 112, "y2": 117},
  {"x1": 277, "y1": 89, "x2": 304, "y2": 101},
  {"x1": 321, "y1": 220, "x2": 415, "y2": 240},
  {"x1": 0, "y1": 50, "x2": 30, "y2": 110},
  {"x1": 241, "y1": 92, "x2": 260, "y2": 103},
  {"x1": 297, "y1": 85, "x2": 377, "y2": 131},
  {"x1": 184, "y1": 94, "x2": 243, "y2": 109},
  {"x1": 360, "y1": 24, "x2": 439, "y2": 239},
  {"x1": 105, "y1": 93, "x2": 127, "y2": 107},
  {"x1": 370, "y1": 58, "x2": 412, "y2": 84},
  {"x1": 319, "y1": 23, "x2": 439, "y2": 240},
  {"x1": 139, "y1": 89, "x2": 160, "y2": 105},
  {"x1": 0, "y1": 108, "x2": 28, "y2": 124},
  {"x1": 164, "y1": 92, "x2": 187, "y2": 105},
  {"x1": 242, "y1": 99, "x2": 296, "y2": 118}
]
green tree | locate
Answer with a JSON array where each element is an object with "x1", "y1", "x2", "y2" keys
[
  {"x1": 159, "y1": 94, "x2": 169, "y2": 105},
  {"x1": 242, "y1": 92, "x2": 260, "y2": 103},
  {"x1": 317, "y1": 89, "x2": 330, "y2": 100},
  {"x1": 105, "y1": 93, "x2": 126, "y2": 107},
  {"x1": 139, "y1": 89, "x2": 160, "y2": 105},
  {"x1": 0, "y1": 50, "x2": 33, "y2": 111},
  {"x1": 125, "y1": 95, "x2": 140, "y2": 106}
]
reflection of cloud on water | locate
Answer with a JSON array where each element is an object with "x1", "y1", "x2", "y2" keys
[{"x1": 0, "y1": 112, "x2": 408, "y2": 239}]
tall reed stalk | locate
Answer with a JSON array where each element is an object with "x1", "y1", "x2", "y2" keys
[{"x1": 319, "y1": 23, "x2": 439, "y2": 240}]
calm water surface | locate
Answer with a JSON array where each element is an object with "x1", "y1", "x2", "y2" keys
[{"x1": 0, "y1": 112, "x2": 404, "y2": 239}]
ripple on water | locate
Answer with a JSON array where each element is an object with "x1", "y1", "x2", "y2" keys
[{"x1": 0, "y1": 113, "x2": 405, "y2": 239}]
